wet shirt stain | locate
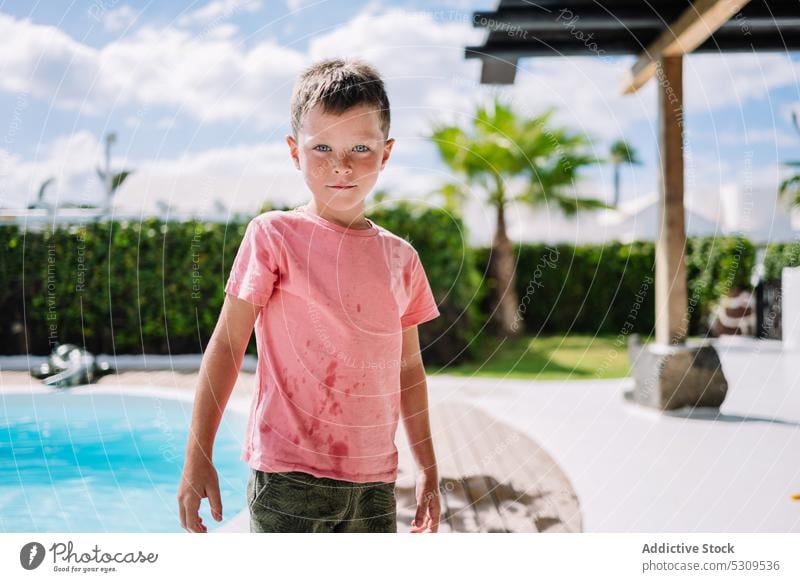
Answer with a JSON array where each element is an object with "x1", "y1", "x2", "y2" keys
[{"x1": 225, "y1": 207, "x2": 441, "y2": 483}]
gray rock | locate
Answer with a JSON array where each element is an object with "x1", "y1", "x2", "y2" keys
[{"x1": 625, "y1": 341, "x2": 728, "y2": 411}]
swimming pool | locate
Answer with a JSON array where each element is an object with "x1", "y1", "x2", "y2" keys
[{"x1": 0, "y1": 390, "x2": 248, "y2": 532}]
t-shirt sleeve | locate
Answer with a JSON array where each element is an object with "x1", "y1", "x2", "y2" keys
[
  {"x1": 224, "y1": 218, "x2": 279, "y2": 307},
  {"x1": 400, "y1": 249, "x2": 440, "y2": 328}
]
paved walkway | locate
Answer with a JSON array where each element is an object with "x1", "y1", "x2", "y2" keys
[
  {"x1": 394, "y1": 402, "x2": 581, "y2": 532},
  {"x1": 426, "y1": 337, "x2": 800, "y2": 532}
]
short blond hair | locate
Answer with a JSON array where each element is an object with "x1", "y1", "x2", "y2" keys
[{"x1": 290, "y1": 58, "x2": 391, "y2": 139}]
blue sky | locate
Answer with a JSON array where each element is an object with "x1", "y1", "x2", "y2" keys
[{"x1": 1, "y1": 0, "x2": 798, "y2": 235}]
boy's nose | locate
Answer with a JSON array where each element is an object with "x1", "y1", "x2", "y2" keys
[{"x1": 333, "y1": 163, "x2": 352, "y2": 175}]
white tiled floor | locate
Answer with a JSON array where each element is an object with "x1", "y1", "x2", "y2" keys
[{"x1": 430, "y1": 337, "x2": 800, "y2": 532}]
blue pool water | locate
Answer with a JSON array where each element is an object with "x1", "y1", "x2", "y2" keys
[{"x1": 0, "y1": 391, "x2": 249, "y2": 532}]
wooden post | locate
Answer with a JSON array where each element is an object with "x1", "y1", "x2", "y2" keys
[{"x1": 655, "y1": 56, "x2": 688, "y2": 345}]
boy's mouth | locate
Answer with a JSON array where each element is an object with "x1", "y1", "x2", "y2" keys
[{"x1": 327, "y1": 184, "x2": 356, "y2": 189}]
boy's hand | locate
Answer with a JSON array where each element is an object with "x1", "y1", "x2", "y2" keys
[
  {"x1": 410, "y1": 469, "x2": 440, "y2": 533},
  {"x1": 177, "y1": 456, "x2": 223, "y2": 533}
]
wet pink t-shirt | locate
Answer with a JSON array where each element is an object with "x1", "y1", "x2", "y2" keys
[{"x1": 224, "y1": 205, "x2": 440, "y2": 483}]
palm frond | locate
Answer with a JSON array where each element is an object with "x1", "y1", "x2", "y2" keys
[
  {"x1": 779, "y1": 174, "x2": 800, "y2": 206},
  {"x1": 110, "y1": 170, "x2": 133, "y2": 193},
  {"x1": 427, "y1": 96, "x2": 601, "y2": 217}
]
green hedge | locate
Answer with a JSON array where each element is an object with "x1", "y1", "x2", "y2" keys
[
  {"x1": 475, "y1": 241, "x2": 656, "y2": 335},
  {"x1": 685, "y1": 236, "x2": 756, "y2": 332},
  {"x1": 0, "y1": 219, "x2": 244, "y2": 356},
  {"x1": 2, "y1": 210, "x2": 792, "y2": 363},
  {"x1": 474, "y1": 236, "x2": 758, "y2": 336},
  {"x1": 0, "y1": 204, "x2": 484, "y2": 366},
  {"x1": 369, "y1": 203, "x2": 486, "y2": 366},
  {"x1": 763, "y1": 240, "x2": 800, "y2": 282}
]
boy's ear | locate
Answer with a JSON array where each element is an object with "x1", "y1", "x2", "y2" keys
[
  {"x1": 286, "y1": 135, "x2": 301, "y2": 170},
  {"x1": 380, "y1": 138, "x2": 395, "y2": 171}
]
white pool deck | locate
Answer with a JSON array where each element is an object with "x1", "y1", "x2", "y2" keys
[
  {"x1": 2, "y1": 336, "x2": 799, "y2": 532},
  {"x1": 429, "y1": 336, "x2": 800, "y2": 533}
]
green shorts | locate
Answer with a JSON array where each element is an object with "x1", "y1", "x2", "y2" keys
[{"x1": 247, "y1": 469, "x2": 397, "y2": 533}]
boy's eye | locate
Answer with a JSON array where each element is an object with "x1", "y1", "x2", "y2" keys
[{"x1": 312, "y1": 144, "x2": 370, "y2": 153}]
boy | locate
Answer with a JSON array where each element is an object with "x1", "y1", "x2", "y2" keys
[{"x1": 177, "y1": 58, "x2": 442, "y2": 533}]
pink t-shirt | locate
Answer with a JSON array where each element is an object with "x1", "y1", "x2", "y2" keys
[{"x1": 224, "y1": 205, "x2": 440, "y2": 483}]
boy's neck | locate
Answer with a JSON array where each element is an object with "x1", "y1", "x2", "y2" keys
[{"x1": 305, "y1": 199, "x2": 371, "y2": 230}]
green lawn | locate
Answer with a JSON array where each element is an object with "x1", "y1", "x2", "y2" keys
[{"x1": 435, "y1": 333, "x2": 655, "y2": 380}]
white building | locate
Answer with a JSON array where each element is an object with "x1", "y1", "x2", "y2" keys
[{"x1": 462, "y1": 183, "x2": 798, "y2": 247}]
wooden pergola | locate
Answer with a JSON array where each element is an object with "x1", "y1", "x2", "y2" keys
[{"x1": 466, "y1": 0, "x2": 800, "y2": 346}]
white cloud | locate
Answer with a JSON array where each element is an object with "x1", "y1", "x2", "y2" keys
[
  {"x1": 683, "y1": 53, "x2": 800, "y2": 114},
  {"x1": 205, "y1": 23, "x2": 239, "y2": 40},
  {"x1": 2, "y1": 125, "x2": 449, "y2": 219},
  {"x1": 0, "y1": 128, "x2": 301, "y2": 213},
  {"x1": 155, "y1": 116, "x2": 178, "y2": 130},
  {"x1": 3, "y1": 8, "x2": 798, "y2": 139},
  {"x1": 715, "y1": 128, "x2": 798, "y2": 148},
  {"x1": 0, "y1": 14, "x2": 109, "y2": 111},
  {"x1": 779, "y1": 101, "x2": 800, "y2": 125},
  {"x1": 115, "y1": 139, "x2": 307, "y2": 216},
  {"x1": 0, "y1": 130, "x2": 106, "y2": 208},
  {"x1": 304, "y1": 9, "x2": 651, "y2": 145},
  {"x1": 286, "y1": 0, "x2": 318, "y2": 12},
  {"x1": 307, "y1": 7, "x2": 486, "y2": 136},
  {"x1": 177, "y1": 0, "x2": 263, "y2": 28},
  {"x1": 512, "y1": 56, "x2": 651, "y2": 143},
  {"x1": 99, "y1": 26, "x2": 305, "y2": 125},
  {"x1": 309, "y1": 7, "x2": 483, "y2": 78},
  {"x1": 0, "y1": 12, "x2": 305, "y2": 125},
  {"x1": 2, "y1": 5, "x2": 800, "y2": 229},
  {"x1": 101, "y1": 5, "x2": 139, "y2": 33},
  {"x1": 142, "y1": 141, "x2": 289, "y2": 175},
  {"x1": 124, "y1": 114, "x2": 143, "y2": 129}
]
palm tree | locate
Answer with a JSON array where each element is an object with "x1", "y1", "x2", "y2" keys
[
  {"x1": 609, "y1": 139, "x2": 641, "y2": 207},
  {"x1": 96, "y1": 132, "x2": 133, "y2": 216},
  {"x1": 27, "y1": 177, "x2": 55, "y2": 210},
  {"x1": 779, "y1": 111, "x2": 800, "y2": 207},
  {"x1": 429, "y1": 97, "x2": 605, "y2": 336}
]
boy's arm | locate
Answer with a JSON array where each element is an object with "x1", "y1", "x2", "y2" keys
[
  {"x1": 178, "y1": 294, "x2": 260, "y2": 533},
  {"x1": 399, "y1": 324, "x2": 440, "y2": 533}
]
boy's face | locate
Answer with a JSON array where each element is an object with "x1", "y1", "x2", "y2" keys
[{"x1": 286, "y1": 103, "x2": 394, "y2": 212}]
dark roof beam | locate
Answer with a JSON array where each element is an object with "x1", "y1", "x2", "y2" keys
[{"x1": 472, "y1": 12, "x2": 664, "y2": 31}]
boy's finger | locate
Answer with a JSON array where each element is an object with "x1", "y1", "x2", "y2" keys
[
  {"x1": 193, "y1": 512, "x2": 206, "y2": 533},
  {"x1": 207, "y1": 483, "x2": 224, "y2": 521},
  {"x1": 428, "y1": 515, "x2": 439, "y2": 533},
  {"x1": 410, "y1": 512, "x2": 432, "y2": 533},
  {"x1": 410, "y1": 518, "x2": 432, "y2": 533},
  {"x1": 180, "y1": 502, "x2": 196, "y2": 532},
  {"x1": 413, "y1": 499, "x2": 429, "y2": 529},
  {"x1": 178, "y1": 502, "x2": 187, "y2": 531},
  {"x1": 411, "y1": 500, "x2": 442, "y2": 533},
  {"x1": 184, "y1": 496, "x2": 202, "y2": 532},
  {"x1": 426, "y1": 503, "x2": 439, "y2": 533},
  {"x1": 429, "y1": 501, "x2": 441, "y2": 533},
  {"x1": 410, "y1": 516, "x2": 422, "y2": 532}
]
